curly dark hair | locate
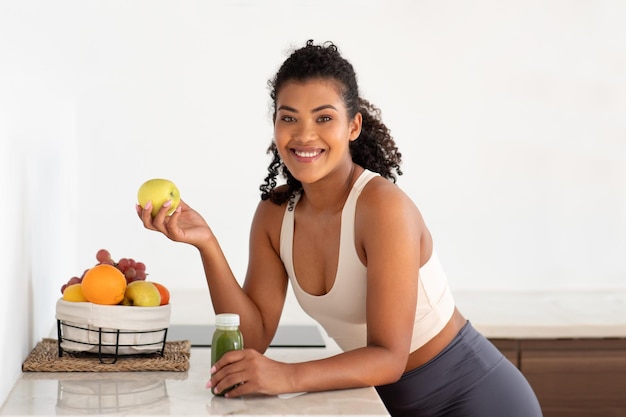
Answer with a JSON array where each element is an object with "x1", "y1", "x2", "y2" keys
[{"x1": 260, "y1": 40, "x2": 403, "y2": 205}]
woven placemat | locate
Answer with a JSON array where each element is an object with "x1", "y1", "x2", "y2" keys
[{"x1": 22, "y1": 338, "x2": 190, "y2": 372}]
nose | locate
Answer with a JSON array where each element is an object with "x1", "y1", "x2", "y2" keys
[{"x1": 292, "y1": 120, "x2": 317, "y2": 143}]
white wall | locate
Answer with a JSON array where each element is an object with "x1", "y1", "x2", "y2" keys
[{"x1": 2, "y1": 0, "x2": 625, "y2": 406}]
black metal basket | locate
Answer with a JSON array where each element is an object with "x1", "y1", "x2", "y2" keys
[{"x1": 57, "y1": 319, "x2": 168, "y2": 364}]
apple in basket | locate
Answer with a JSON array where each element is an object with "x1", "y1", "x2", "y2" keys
[{"x1": 122, "y1": 281, "x2": 162, "y2": 307}]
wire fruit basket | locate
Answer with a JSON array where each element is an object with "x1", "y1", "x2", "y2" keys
[{"x1": 55, "y1": 299, "x2": 171, "y2": 364}]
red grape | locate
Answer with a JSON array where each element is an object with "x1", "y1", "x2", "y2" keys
[
  {"x1": 67, "y1": 277, "x2": 81, "y2": 286},
  {"x1": 124, "y1": 267, "x2": 137, "y2": 280},
  {"x1": 63, "y1": 249, "x2": 150, "y2": 296},
  {"x1": 96, "y1": 249, "x2": 112, "y2": 264},
  {"x1": 118, "y1": 258, "x2": 130, "y2": 272}
]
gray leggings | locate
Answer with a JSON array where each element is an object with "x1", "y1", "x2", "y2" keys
[{"x1": 375, "y1": 322, "x2": 543, "y2": 417}]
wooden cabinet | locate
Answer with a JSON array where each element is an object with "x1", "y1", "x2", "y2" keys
[
  {"x1": 490, "y1": 338, "x2": 626, "y2": 417},
  {"x1": 490, "y1": 339, "x2": 520, "y2": 368}
]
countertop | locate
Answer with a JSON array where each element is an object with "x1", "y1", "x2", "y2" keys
[
  {"x1": 453, "y1": 289, "x2": 626, "y2": 339},
  {"x1": 3, "y1": 288, "x2": 626, "y2": 416},
  {"x1": 1, "y1": 347, "x2": 389, "y2": 416}
]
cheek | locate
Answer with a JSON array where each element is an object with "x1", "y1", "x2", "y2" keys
[
  {"x1": 272, "y1": 134, "x2": 290, "y2": 159},
  {"x1": 275, "y1": 146, "x2": 290, "y2": 162},
  {"x1": 273, "y1": 124, "x2": 294, "y2": 146}
]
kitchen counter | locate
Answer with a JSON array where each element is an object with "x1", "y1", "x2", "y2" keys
[
  {"x1": 3, "y1": 289, "x2": 626, "y2": 416},
  {"x1": 1, "y1": 290, "x2": 390, "y2": 416},
  {"x1": 454, "y1": 289, "x2": 626, "y2": 339},
  {"x1": 0, "y1": 347, "x2": 389, "y2": 416}
]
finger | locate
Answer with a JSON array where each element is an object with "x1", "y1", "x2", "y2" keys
[
  {"x1": 215, "y1": 371, "x2": 248, "y2": 398},
  {"x1": 138, "y1": 201, "x2": 158, "y2": 230},
  {"x1": 163, "y1": 205, "x2": 183, "y2": 237},
  {"x1": 223, "y1": 381, "x2": 250, "y2": 398},
  {"x1": 209, "y1": 351, "x2": 247, "y2": 393},
  {"x1": 167, "y1": 202, "x2": 183, "y2": 221},
  {"x1": 151, "y1": 200, "x2": 175, "y2": 233},
  {"x1": 153, "y1": 199, "x2": 172, "y2": 222},
  {"x1": 212, "y1": 349, "x2": 247, "y2": 373}
]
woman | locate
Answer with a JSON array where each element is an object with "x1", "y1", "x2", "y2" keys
[{"x1": 138, "y1": 40, "x2": 542, "y2": 416}]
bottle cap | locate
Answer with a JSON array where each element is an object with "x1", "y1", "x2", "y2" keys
[{"x1": 215, "y1": 313, "x2": 240, "y2": 327}]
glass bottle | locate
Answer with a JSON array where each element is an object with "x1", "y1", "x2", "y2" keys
[{"x1": 210, "y1": 313, "x2": 244, "y2": 396}]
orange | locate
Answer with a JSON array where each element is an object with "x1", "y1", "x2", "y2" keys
[
  {"x1": 151, "y1": 282, "x2": 170, "y2": 305},
  {"x1": 81, "y1": 264, "x2": 127, "y2": 305}
]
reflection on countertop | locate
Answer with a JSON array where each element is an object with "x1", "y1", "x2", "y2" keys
[
  {"x1": 2, "y1": 348, "x2": 389, "y2": 416},
  {"x1": 53, "y1": 372, "x2": 179, "y2": 415}
]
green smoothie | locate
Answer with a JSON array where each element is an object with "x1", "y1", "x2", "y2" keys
[{"x1": 211, "y1": 314, "x2": 244, "y2": 396}]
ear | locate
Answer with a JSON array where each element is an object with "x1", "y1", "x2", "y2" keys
[{"x1": 349, "y1": 112, "x2": 362, "y2": 141}]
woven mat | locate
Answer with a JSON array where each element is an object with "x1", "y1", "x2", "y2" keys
[{"x1": 22, "y1": 338, "x2": 190, "y2": 372}]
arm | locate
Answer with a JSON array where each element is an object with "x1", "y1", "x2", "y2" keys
[
  {"x1": 209, "y1": 179, "x2": 426, "y2": 395},
  {"x1": 138, "y1": 197, "x2": 289, "y2": 352},
  {"x1": 200, "y1": 198, "x2": 289, "y2": 352}
]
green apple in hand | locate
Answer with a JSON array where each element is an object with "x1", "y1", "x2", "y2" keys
[
  {"x1": 137, "y1": 178, "x2": 181, "y2": 217},
  {"x1": 122, "y1": 281, "x2": 162, "y2": 307}
]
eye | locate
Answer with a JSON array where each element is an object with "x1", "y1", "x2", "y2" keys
[
  {"x1": 317, "y1": 115, "x2": 332, "y2": 123},
  {"x1": 279, "y1": 115, "x2": 296, "y2": 123}
]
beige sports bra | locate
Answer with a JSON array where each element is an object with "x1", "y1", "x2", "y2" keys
[{"x1": 279, "y1": 169, "x2": 455, "y2": 352}]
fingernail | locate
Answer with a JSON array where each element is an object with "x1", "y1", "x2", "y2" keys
[
  {"x1": 145, "y1": 201, "x2": 152, "y2": 210},
  {"x1": 210, "y1": 366, "x2": 216, "y2": 374},
  {"x1": 205, "y1": 380, "x2": 212, "y2": 389},
  {"x1": 163, "y1": 199, "x2": 171, "y2": 208}
]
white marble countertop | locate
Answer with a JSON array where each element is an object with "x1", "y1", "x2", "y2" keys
[
  {"x1": 0, "y1": 347, "x2": 389, "y2": 416},
  {"x1": 4, "y1": 288, "x2": 626, "y2": 416},
  {"x1": 454, "y1": 289, "x2": 626, "y2": 339}
]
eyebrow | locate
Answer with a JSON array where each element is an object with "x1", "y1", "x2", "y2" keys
[{"x1": 277, "y1": 104, "x2": 338, "y2": 113}]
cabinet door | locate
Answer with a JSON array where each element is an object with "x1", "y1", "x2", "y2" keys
[{"x1": 520, "y1": 339, "x2": 626, "y2": 417}]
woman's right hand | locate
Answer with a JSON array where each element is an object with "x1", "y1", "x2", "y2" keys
[{"x1": 136, "y1": 199, "x2": 214, "y2": 248}]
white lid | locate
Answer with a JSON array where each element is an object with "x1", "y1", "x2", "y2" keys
[{"x1": 215, "y1": 313, "x2": 240, "y2": 327}]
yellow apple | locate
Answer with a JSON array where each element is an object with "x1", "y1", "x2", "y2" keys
[
  {"x1": 62, "y1": 283, "x2": 88, "y2": 302},
  {"x1": 121, "y1": 281, "x2": 161, "y2": 307},
  {"x1": 137, "y1": 178, "x2": 181, "y2": 217}
]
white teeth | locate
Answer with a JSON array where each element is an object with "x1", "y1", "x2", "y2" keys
[{"x1": 294, "y1": 150, "x2": 320, "y2": 158}]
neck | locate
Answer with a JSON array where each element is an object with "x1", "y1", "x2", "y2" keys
[{"x1": 300, "y1": 163, "x2": 360, "y2": 213}]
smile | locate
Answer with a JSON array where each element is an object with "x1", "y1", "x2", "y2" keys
[
  {"x1": 291, "y1": 148, "x2": 325, "y2": 162},
  {"x1": 293, "y1": 149, "x2": 323, "y2": 158}
]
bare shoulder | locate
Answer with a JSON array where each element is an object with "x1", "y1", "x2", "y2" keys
[
  {"x1": 356, "y1": 176, "x2": 432, "y2": 259},
  {"x1": 250, "y1": 187, "x2": 291, "y2": 250},
  {"x1": 358, "y1": 176, "x2": 423, "y2": 222}
]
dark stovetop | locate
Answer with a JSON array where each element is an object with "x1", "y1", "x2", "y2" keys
[{"x1": 167, "y1": 324, "x2": 326, "y2": 348}]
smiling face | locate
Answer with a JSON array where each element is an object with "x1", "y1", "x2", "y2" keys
[{"x1": 273, "y1": 78, "x2": 362, "y2": 185}]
